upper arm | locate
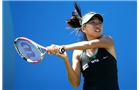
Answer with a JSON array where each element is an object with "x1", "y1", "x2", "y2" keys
[
  {"x1": 72, "y1": 50, "x2": 81, "y2": 81},
  {"x1": 89, "y1": 35, "x2": 114, "y2": 49}
]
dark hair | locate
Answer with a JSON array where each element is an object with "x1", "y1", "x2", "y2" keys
[
  {"x1": 66, "y1": 11, "x2": 81, "y2": 28},
  {"x1": 66, "y1": 2, "x2": 82, "y2": 28},
  {"x1": 66, "y1": 2, "x2": 88, "y2": 41}
]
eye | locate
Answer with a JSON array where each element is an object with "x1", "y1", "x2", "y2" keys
[
  {"x1": 98, "y1": 22, "x2": 102, "y2": 25},
  {"x1": 89, "y1": 22, "x2": 96, "y2": 24},
  {"x1": 89, "y1": 22, "x2": 102, "y2": 25}
]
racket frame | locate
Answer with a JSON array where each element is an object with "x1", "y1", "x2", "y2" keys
[{"x1": 14, "y1": 37, "x2": 47, "y2": 64}]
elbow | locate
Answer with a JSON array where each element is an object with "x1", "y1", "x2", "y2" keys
[
  {"x1": 70, "y1": 80, "x2": 80, "y2": 88},
  {"x1": 73, "y1": 86, "x2": 79, "y2": 88},
  {"x1": 72, "y1": 83, "x2": 79, "y2": 88}
]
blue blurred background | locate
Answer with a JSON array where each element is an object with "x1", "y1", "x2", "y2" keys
[{"x1": 3, "y1": 1, "x2": 137, "y2": 90}]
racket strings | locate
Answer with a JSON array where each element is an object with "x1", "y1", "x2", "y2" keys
[{"x1": 15, "y1": 39, "x2": 42, "y2": 63}]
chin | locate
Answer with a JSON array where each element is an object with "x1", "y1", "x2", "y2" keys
[{"x1": 94, "y1": 34, "x2": 102, "y2": 38}]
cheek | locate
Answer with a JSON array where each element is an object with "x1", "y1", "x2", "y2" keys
[
  {"x1": 101, "y1": 26, "x2": 103, "y2": 31},
  {"x1": 101, "y1": 25, "x2": 103, "y2": 29},
  {"x1": 88, "y1": 25, "x2": 95, "y2": 30}
]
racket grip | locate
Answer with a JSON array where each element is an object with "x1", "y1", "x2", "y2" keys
[{"x1": 59, "y1": 48, "x2": 65, "y2": 54}]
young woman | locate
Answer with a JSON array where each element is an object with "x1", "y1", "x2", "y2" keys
[{"x1": 47, "y1": 2, "x2": 119, "y2": 90}]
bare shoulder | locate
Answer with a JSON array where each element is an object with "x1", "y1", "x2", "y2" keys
[
  {"x1": 101, "y1": 35, "x2": 114, "y2": 42},
  {"x1": 102, "y1": 35, "x2": 116, "y2": 58}
]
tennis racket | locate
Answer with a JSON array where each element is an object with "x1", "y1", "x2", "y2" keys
[{"x1": 14, "y1": 37, "x2": 65, "y2": 64}]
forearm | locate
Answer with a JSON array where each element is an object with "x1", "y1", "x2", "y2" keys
[
  {"x1": 63, "y1": 36, "x2": 113, "y2": 50},
  {"x1": 63, "y1": 57, "x2": 80, "y2": 88},
  {"x1": 64, "y1": 41, "x2": 92, "y2": 50}
]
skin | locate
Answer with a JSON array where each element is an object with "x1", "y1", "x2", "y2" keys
[{"x1": 46, "y1": 17, "x2": 116, "y2": 88}]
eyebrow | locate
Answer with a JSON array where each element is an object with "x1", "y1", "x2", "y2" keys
[{"x1": 89, "y1": 20, "x2": 102, "y2": 23}]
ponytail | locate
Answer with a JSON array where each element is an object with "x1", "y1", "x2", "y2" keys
[
  {"x1": 66, "y1": 11, "x2": 81, "y2": 28},
  {"x1": 66, "y1": 2, "x2": 82, "y2": 28},
  {"x1": 66, "y1": 2, "x2": 88, "y2": 41}
]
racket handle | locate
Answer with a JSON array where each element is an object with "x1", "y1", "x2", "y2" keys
[{"x1": 59, "y1": 48, "x2": 65, "y2": 54}]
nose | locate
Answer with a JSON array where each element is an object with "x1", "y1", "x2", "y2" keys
[
  {"x1": 95, "y1": 24, "x2": 100, "y2": 27},
  {"x1": 94, "y1": 25, "x2": 102, "y2": 32},
  {"x1": 94, "y1": 24, "x2": 101, "y2": 29}
]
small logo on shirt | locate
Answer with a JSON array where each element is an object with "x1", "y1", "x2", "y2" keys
[
  {"x1": 103, "y1": 56, "x2": 108, "y2": 59},
  {"x1": 83, "y1": 63, "x2": 89, "y2": 71},
  {"x1": 91, "y1": 59, "x2": 99, "y2": 63},
  {"x1": 82, "y1": 59, "x2": 100, "y2": 71}
]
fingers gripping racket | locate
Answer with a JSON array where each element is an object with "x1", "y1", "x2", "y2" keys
[{"x1": 14, "y1": 37, "x2": 65, "y2": 64}]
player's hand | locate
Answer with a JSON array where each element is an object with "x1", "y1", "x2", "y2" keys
[
  {"x1": 55, "y1": 49, "x2": 68, "y2": 59},
  {"x1": 46, "y1": 44, "x2": 58, "y2": 55},
  {"x1": 46, "y1": 44, "x2": 68, "y2": 59}
]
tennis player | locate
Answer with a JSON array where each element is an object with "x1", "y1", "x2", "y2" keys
[{"x1": 47, "y1": 3, "x2": 120, "y2": 90}]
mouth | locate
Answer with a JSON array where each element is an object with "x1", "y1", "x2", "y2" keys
[{"x1": 95, "y1": 29, "x2": 100, "y2": 32}]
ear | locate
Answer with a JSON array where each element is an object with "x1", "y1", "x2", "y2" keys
[{"x1": 81, "y1": 26, "x2": 85, "y2": 32}]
